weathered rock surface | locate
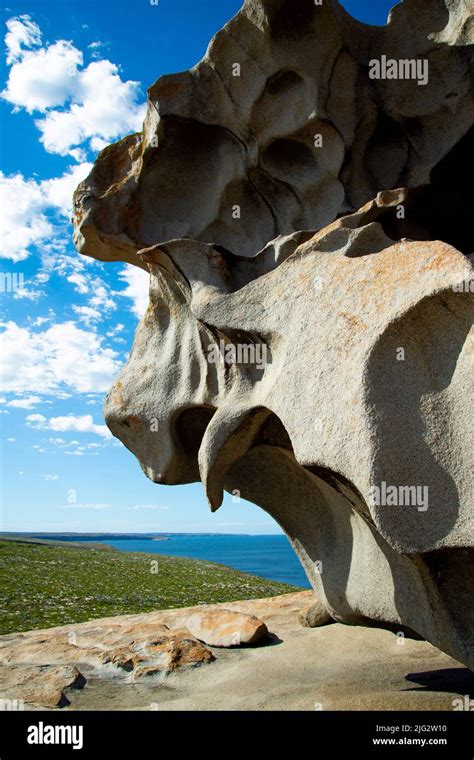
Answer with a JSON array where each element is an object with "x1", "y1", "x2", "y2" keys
[
  {"x1": 1, "y1": 593, "x2": 472, "y2": 711},
  {"x1": 0, "y1": 621, "x2": 213, "y2": 707},
  {"x1": 0, "y1": 665, "x2": 86, "y2": 708},
  {"x1": 98, "y1": 628, "x2": 214, "y2": 677},
  {"x1": 101, "y1": 220, "x2": 473, "y2": 670},
  {"x1": 73, "y1": 0, "x2": 474, "y2": 264},
  {"x1": 186, "y1": 608, "x2": 268, "y2": 647},
  {"x1": 72, "y1": 0, "x2": 474, "y2": 674},
  {"x1": 299, "y1": 600, "x2": 333, "y2": 629}
]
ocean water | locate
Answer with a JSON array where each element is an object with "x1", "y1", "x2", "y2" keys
[{"x1": 30, "y1": 533, "x2": 310, "y2": 588}]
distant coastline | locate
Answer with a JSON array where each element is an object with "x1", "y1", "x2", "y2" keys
[
  {"x1": 0, "y1": 532, "x2": 310, "y2": 588},
  {"x1": 0, "y1": 537, "x2": 300, "y2": 635}
]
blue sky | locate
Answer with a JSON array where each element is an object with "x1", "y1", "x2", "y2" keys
[{"x1": 0, "y1": 0, "x2": 397, "y2": 534}]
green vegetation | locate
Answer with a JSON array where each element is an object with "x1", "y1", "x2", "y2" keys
[
  {"x1": 0, "y1": 539, "x2": 299, "y2": 634},
  {"x1": 0, "y1": 534, "x2": 115, "y2": 551}
]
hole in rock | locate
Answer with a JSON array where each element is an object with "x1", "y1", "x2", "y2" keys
[
  {"x1": 260, "y1": 138, "x2": 319, "y2": 186},
  {"x1": 264, "y1": 69, "x2": 305, "y2": 97},
  {"x1": 337, "y1": 0, "x2": 395, "y2": 26},
  {"x1": 268, "y1": 1, "x2": 319, "y2": 39},
  {"x1": 253, "y1": 412, "x2": 293, "y2": 451},
  {"x1": 174, "y1": 406, "x2": 216, "y2": 457},
  {"x1": 357, "y1": 126, "x2": 473, "y2": 255},
  {"x1": 366, "y1": 113, "x2": 409, "y2": 190}
]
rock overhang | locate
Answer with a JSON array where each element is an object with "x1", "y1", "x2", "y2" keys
[{"x1": 74, "y1": 0, "x2": 474, "y2": 670}]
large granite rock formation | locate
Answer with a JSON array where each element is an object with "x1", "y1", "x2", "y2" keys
[
  {"x1": 1, "y1": 593, "x2": 471, "y2": 710},
  {"x1": 73, "y1": 0, "x2": 473, "y2": 671}
]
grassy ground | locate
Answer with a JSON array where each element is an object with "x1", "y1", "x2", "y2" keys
[
  {"x1": 0, "y1": 534, "x2": 115, "y2": 551},
  {"x1": 0, "y1": 539, "x2": 300, "y2": 634}
]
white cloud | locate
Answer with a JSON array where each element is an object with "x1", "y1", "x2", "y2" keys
[
  {"x1": 89, "y1": 281, "x2": 116, "y2": 311},
  {"x1": 5, "y1": 15, "x2": 41, "y2": 65},
  {"x1": 42, "y1": 162, "x2": 93, "y2": 212},
  {"x1": 119, "y1": 265, "x2": 149, "y2": 318},
  {"x1": 13, "y1": 283, "x2": 46, "y2": 301},
  {"x1": 36, "y1": 60, "x2": 146, "y2": 157},
  {"x1": 67, "y1": 272, "x2": 88, "y2": 294},
  {"x1": 0, "y1": 163, "x2": 91, "y2": 261},
  {"x1": 89, "y1": 136, "x2": 109, "y2": 152},
  {"x1": 69, "y1": 276, "x2": 117, "y2": 324},
  {"x1": 88, "y1": 41, "x2": 108, "y2": 57},
  {"x1": 0, "y1": 320, "x2": 122, "y2": 394},
  {"x1": 27, "y1": 413, "x2": 47, "y2": 425},
  {"x1": 6, "y1": 437, "x2": 16, "y2": 442},
  {"x1": 0, "y1": 172, "x2": 53, "y2": 261},
  {"x1": 47, "y1": 438, "x2": 103, "y2": 457},
  {"x1": 1, "y1": 16, "x2": 145, "y2": 266},
  {"x1": 5, "y1": 395, "x2": 49, "y2": 409},
  {"x1": 106, "y1": 323, "x2": 126, "y2": 344},
  {"x1": 35, "y1": 107, "x2": 85, "y2": 156},
  {"x1": 57, "y1": 503, "x2": 112, "y2": 510},
  {"x1": 2, "y1": 16, "x2": 145, "y2": 159},
  {"x1": 41, "y1": 473, "x2": 59, "y2": 480},
  {"x1": 41, "y1": 249, "x2": 84, "y2": 278},
  {"x1": 106, "y1": 323, "x2": 124, "y2": 336},
  {"x1": 27, "y1": 413, "x2": 111, "y2": 438},
  {"x1": 3, "y1": 39, "x2": 82, "y2": 112},
  {"x1": 31, "y1": 313, "x2": 55, "y2": 327},
  {"x1": 72, "y1": 305, "x2": 101, "y2": 326}
]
